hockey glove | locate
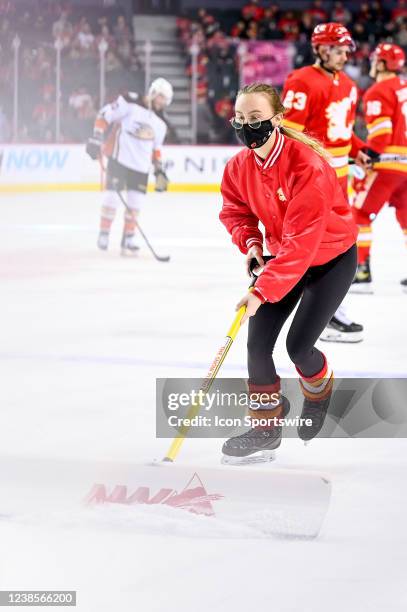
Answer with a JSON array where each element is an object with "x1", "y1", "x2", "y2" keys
[
  {"x1": 363, "y1": 147, "x2": 381, "y2": 164},
  {"x1": 155, "y1": 168, "x2": 169, "y2": 192},
  {"x1": 86, "y1": 133, "x2": 103, "y2": 160},
  {"x1": 249, "y1": 255, "x2": 274, "y2": 278}
]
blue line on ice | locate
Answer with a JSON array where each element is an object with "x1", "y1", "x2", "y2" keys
[{"x1": 0, "y1": 352, "x2": 404, "y2": 378}]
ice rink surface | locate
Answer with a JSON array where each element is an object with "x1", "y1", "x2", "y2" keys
[{"x1": 0, "y1": 191, "x2": 406, "y2": 611}]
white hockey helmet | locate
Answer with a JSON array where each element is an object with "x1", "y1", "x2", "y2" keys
[{"x1": 148, "y1": 77, "x2": 173, "y2": 106}]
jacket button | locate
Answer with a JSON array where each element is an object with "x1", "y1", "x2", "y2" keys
[{"x1": 266, "y1": 193, "x2": 270, "y2": 198}]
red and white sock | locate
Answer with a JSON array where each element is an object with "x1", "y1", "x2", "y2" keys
[
  {"x1": 296, "y1": 355, "x2": 334, "y2": 401},
  {"x1": 100, "y1": 205, "x2": 116, "y2": 232},
  {"x1": 123, "y1": 210, "x2": 138, "y2": 236}
]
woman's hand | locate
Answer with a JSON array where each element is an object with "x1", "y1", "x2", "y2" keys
[
  {"x1": 246, "y1": 244, "x2": 264, "y2": 277},
  {"x1": 236, "y1": 292, "x2": 263, "y2": 325}
]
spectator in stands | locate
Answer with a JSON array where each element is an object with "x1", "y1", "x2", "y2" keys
[
  {"x1": 197, "y1": 9, "x2": 220, "y2": 39},
  {"x1": 293, "y1": 37, "x2": 314, "y2": 68},
  {"x1": 73, "y1": 19, "x2": 95, "y2": 57},
  {"x1": 357, "y1": 2, "x2": 372, "y2": 24},
  {"x1": 331, "y1": 1, "x2": 351, "y2": 25},
  {"x1": 116, "y1": 37, "x2": 134, "y2": 65},
  {"x1": 299, "y1": 12, "x2": 314, "y2": 40},
  {"x1": 52, "y1": 8, "x2": 73, "y2": 45},
  {"x1": 189, "y1": 23, "x2": 206, "y2": 50},
  {"x1": 354, "y1": 41, "x2": 371, "y2": 64},
  {"x1": 392, "y1": 0, "x2": 407, "y2": 24},
  {"x1": 113, "y1": 14, "x2": 131, "y2": 43},
  {"x1": 31, "y1": 46, "x2": 52, "y2": 84},
  {"x1": 96, "y1": 24, "x2": 116, "y2": 53},
  {"x1": 242, "y1": 0, "x2": 265, "y2": 24},
  {"x1": 207, "y1": 40, "x2": 238, "y2": 103},
  {"x1": 246, "y1": 19, "x2": 259, "y2": 40},
  {"x1": 69, "y1": 86, "x2": 95, "y2": 117},
  {"x1": 105, "y1": 49, "x2": 123, "y2": 72},
  {"x1": 230, "y1": 20, "x2": 247, "y2": 40},
  {"x1": 277, "y1": 10, "x2": 300, "y2": 41},
  {"x1": 68, "y1": 85, "x2": 95, "y2": 141},
  {"x1": 396, "y1": 20, "x2": 407, "y2": 46},
  {"x1": 186, "y1": 50, "x2": 208, "y2": 82},
  {"x1": 304, "y1": 0, "x2": 328, "y2": 25},
  {"x1": 352, "y1": 21, "x2": 369, "y2": 43},
  {"x1": 259, "y1": 6, "x2": 283, "y2": 40},
  {"x1": 370, "y1": 0, "x2": 387, "y2": 21},
  {"x1": 213, "y1": 96, "x2": 235, "y2": 144}
]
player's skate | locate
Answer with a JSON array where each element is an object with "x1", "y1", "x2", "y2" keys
[
  {"x1": 221, "y1": 396, "x2": 290, "y2": 465},
  {"x1": 298, "y1": 389, "x2": 333, "y2": 443},
  {"x1": 121, "y1": 233, "x2": 140, "y2": 256},
  {"x1": 297, "y1": 365, "x2": 334, "y2": 443},
  {"x1": 320, "y1": 306, "x2": 363, "y2": 343},
  {"x1": 97, "y1": 231, "x2": 109, "y2": 251},
  {"x1": 401, "y1": 279, "x2": 407, "y2": 294},
  {"x1": 349, "y1": 257, "x2": 373, "y2": 294}
]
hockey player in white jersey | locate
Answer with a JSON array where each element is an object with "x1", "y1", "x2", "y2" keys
[{"x1": 86, "y1": 78, "x2": 173, "y2": 255}]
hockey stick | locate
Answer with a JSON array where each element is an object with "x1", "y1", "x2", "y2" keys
[
  {"x1": 349, "y1": 154, "x2": 407, "y2": 165},
  {"x1": 113, "y1": 184, "x2": 171, "y2": 263},
  {"x1": 163, "y1": 297, "x2": 249, "y2": 462}
]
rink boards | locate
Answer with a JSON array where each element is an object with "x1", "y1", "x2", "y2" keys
[{"x1": 0, "y1": 144, "x2": 239, "y2": 192}]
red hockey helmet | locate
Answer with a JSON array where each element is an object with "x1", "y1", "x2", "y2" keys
[
  {"x1": 372, "y1": 43, "x2": 405, "y2": 71},
  {"x1": 311, "y1": 22, "x2": 355, "y2": 50}
]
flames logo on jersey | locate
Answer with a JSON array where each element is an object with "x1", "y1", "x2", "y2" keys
[{"x1": 325, "y1": 97, "x2": 354, "y2": 142}]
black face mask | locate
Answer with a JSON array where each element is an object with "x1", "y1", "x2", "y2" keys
[{"x1": 235, "y1": 119, "x2": 275, "y2": 149}]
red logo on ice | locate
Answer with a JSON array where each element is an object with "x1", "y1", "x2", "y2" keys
[{"x1": 85, "y1": 472, "x2": 223, "y2": 517}]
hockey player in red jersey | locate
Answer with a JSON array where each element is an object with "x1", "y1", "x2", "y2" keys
[
  {"x1": 351, "y1": 43, "x2": 407, "y2": 294},
  {"x1": 219, "y1": 83, "x2": 358, "y2": 462},
  {"x1": 282, "y1": 22, "x2": 369, "y2": 342},
  {"x1": 86, "y1": 78, "x2": 173, "y2": 255}
]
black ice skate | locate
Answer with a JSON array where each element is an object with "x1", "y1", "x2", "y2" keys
[
  {"x1": 121, "y1": 233, "x2": 140, "y2": 256},
  {"x1": 221, "y1": 397, "x2": 290, "y2": 465},
  {"x1": 298, "y1": 379, "x2": 333, "y2": 443},
  {"x1": 320, "y1": 309, "x2": 363, "y2": 344},
  {"x1": 349, "y1": 257, "x2": 373, "y2": 294},
  {"x1": 401, "y1": 279, "x2": 407, "y2": 294},
  {"x1": 97, "y1": 231, "x2": 109, "y2": 251}
]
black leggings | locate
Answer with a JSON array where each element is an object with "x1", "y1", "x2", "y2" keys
[{"x1": 248, "y1": 244, "x2": 357, "y2": 383}]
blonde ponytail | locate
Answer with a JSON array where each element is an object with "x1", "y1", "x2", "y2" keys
[
  {"x1": 237, "y1": 83, "x2": 331, "y2": 162},
  {"x1": 280, "y1": 126, "x2": 331, "y2": 161}
]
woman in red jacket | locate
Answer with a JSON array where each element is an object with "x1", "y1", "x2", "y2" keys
[{"x1": 220, "y1": 82, "x2": 358, "y2": 463}]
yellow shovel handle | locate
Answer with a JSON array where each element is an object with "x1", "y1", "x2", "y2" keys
[{"x1": 163, "y1": 302, "x2": 248, "y2": 462}]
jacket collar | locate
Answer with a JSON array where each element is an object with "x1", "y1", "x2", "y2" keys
[{"x1": 253, "y1": 128, "x2": 284, "y2": 170}]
